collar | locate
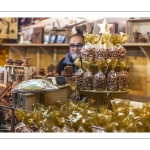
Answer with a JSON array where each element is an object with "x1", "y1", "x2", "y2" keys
[{"x1": 63, "y1": 52, "x2": 74, "y2": 65}]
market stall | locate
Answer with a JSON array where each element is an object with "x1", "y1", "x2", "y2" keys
[{"x1": 0, "y1": 17, "x2": 150, "y2": 132}]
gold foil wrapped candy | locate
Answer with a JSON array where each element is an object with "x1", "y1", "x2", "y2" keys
[
  {"x1": 14, "y1": 108, "x2": 25, "y2": 121},
  {"x1": 110, "y1": 33, "x2": 120, "y2": 46},
  {"x1": 100, "y1": 33, "x2": 111, "y2": 44},
  {"x1": 68, "y1": 81, "x2": 80, "y2": 100},
  {"x1": 84, "y1": 33, "x2": 100, "y2": 45},
  {"x1": 14, "y1": 97, "x2": 150, "y2": 133},
  {"x1": 15, "y1": 122, "x2": 34, "y2": 132},
  {"x1": 118, "y1": 32, "x2": 130, "y2": 45},
  {"x1": 62, "y1": 124, "x2": 75, "y2": 132},
  {"x1": 54, "y1": 101, "x2": 64, "y2": 108},
  {"x1": 51, "y1": 126, "x2": 62, "y2": 132}
]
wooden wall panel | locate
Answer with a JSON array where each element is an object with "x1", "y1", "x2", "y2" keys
[
  {"x1": 126, "y1": 50, "x2": 147, "y2": 96},
  {"x1": 56, "y1": 48, "x2": 68, "y2": 65},
  {"x1": 147, "y1": 59, "x2": 150, "y2": 96},
  {"x1": 40, "y1": 50, "x2": 53, "y2": 73}
]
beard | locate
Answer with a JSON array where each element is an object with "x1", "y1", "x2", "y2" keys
[{"x1": 70, "y1": 52, "x2": 81, "y2": 60}]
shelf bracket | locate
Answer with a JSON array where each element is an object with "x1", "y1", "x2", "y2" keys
[
  {"x1": 139, "y1": 46, "x2": 150, "y2": 60},
  {"x1": 10, "y1": 46, "x2": 26, "y2": 58}
]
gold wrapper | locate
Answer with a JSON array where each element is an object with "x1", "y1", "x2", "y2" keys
[
  {"x1": 119, "y1": 60, "x2": 127, "y2": 70},
  {"x1": 68, "y1": 81, "x2": 80, "y2": 100},
  {"x1": 51, "y1": 126, "x2": 62, "y2": 132},
  {"x1": 14, "y1": 108, "x2": 25, "y2": 121},
  {"x1": 74, "y1": 58, "x2": 82, "y2": 69},
  {"x1": 82, "y1": 116, "x2": 98, "y2": 132},
  {"x1": 22, "y1": 112, "x2": 34, "y2": 125},
  {"x1": 57, "y1": 117, "x2": 66, "y2": 127},
  {"x1": 105, "y1": 122, "x2": 118, "y2": 132},
  {"x1": 126, "y1": 60, "x2": 130, "y2": 70},
  {"x1": 32, "y1": 103, "x2": 45, "y2": 112},
  {"x1": 107, "y1": 58, "x2": 117, "y2": 69},
  {"x1": 54, "y1": 101, "x2": 64, "y2": 108},
  {"x1": 15, "y1": 122, "x2": 34, "y2": 132},
  {"x1": 101, "y1": 33, "x2": 111, "y2": 45},
  {"x1": 77, "y1": 125, "x2": 86, "y2": 132},
  {"x1": 118, "y1": 32, "x2": 130, "y2": 45},
  {"x1": 82, "y1": 58, "x2": 93, "y2": 71},
  {"x1": 14, "y1": 97, "x2": 150, "y2": 132},
  {"x1": 32, "y1": 111, "x2": 43, "y2": 125},
  {"x1": 112, "y1": 99, "x2": 131, "y2": 110},
  {"x1": 66, "y1": 113, "x2": 83, "y2": 131},
  {"x1": 110, "y1": 33, "x2": 120, "y2": 46},
  {"x1": 60, "y1": 104, "x2": 68, "y2": 111},
  {"x1": 68, "y1": 81, "x2": 77, "y2": 91},
  {"x1": 62, "y1": 124, "x2": 75, "y2": 132},
  {"x1": 84, "y1": 33, "x2": 100, "y2": 44},
  {"x1": 104, "y1": 40, "x2": 114, "y2": 49},
  {"x1": 96, "y1": 58, "x2": 106, "y2": 71}
]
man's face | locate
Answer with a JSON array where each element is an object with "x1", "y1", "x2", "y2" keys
[{"x1": 69, "y1": 36, "x2": 84, "y2": 60}]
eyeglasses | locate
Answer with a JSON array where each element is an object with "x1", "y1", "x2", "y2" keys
[{"x1": 69, "y1": 44, "x2": 83, "y2": 49}]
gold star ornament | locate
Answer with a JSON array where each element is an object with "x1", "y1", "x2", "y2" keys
[{"x1": 97, "y1": 18, "x2": 113, "y2": 34}]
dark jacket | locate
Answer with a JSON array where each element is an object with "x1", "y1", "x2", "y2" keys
[{"x1": 56, "y1": 52, "x2": 79, "y2": 75}]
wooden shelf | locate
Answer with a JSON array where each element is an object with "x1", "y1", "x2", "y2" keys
[
  {"x1": 127, "y1": 18, "x2": 150, "y2": 22},
  {"x1": 123, "y1": 43, "x2": 150, "y2": 46},
  {"x1": 4, "y1": 65, "x2": 30, "y2": 68},
  {"x1": 1, "y1": 43, "x2": 150, "y2": 47},
  {"x1": 123, "y1": 43, "x2": 150, "y2": 59},
  {"x1": 2, "y1": 43, "x2": 150, "y2": 47},
  {"x1": 0, "y1": 43, "x2": 69, "y2": 47},
  {"x1": 80, "y1": 89, "x2": 130, "y2": 94}
]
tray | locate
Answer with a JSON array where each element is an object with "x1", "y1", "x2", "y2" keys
[{"x1": 13, "y1": 79, "x2": 59, "y2": 93}]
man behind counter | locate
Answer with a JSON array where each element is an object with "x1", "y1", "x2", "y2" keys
[{"x1": 56, "y1": 34, "x2": 84, "y2": 75}]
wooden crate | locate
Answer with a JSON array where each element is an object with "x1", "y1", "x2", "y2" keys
[
  {"x1": 4, "y1": 65, "x2": 36, "y2": 84},
  {"x1": 12, "y1": 85, "x2": 72, "y2": 111}
]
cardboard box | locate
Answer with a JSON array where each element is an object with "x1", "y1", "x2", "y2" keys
[{"x1": 13, "y1": 85, "x2": 72, "y2": 111}]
